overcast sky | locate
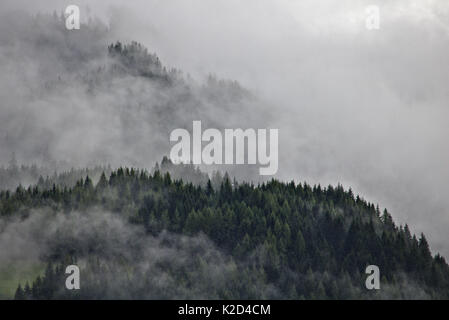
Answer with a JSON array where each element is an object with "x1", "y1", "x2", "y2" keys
[{"x1": 1, "y1": 0, "x2": 449, "y2": 258}]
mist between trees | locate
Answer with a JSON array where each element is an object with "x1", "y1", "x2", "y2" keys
[
  {"x1": 1, "y1": 161, "x2": 448, "y2": 299},
  {"x1": 1, "y1": 3, "x2": 449, "y2": 299}
]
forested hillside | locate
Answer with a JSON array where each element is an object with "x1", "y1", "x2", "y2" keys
[
  {"x1": 2, "y1": 160, "x2": 448, "y2": 299},
  {"x1": 0, "y1": 12, "x2": 268, "y2": 183},
  {"x1": 1, "y1": 11, "x2": 448, "y2": 301}
]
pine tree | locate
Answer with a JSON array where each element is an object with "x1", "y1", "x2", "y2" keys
[
  {"x1": 96, "y1": 172, "x2": 108, "y2": 190},
  {"x1": 24, "y1": 282, "x2": 32, "y2": 299},
  {"x1": 14, "y1": 284, "x2": 25, "y2": 300}
]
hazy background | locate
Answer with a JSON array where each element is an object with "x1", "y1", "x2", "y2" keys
[{"x1": 0, "y1": 0, "x2": 448, "y2": 258}]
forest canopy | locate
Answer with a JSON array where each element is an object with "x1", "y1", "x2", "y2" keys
[{"x1": 1, "y1": 159, "x2": 448, "y2": 299}]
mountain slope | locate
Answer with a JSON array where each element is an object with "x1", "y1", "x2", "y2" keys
[{"x1": 2, "y1": 162, "x2": 448, "y2": 299}]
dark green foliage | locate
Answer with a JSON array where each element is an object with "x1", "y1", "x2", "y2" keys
[
  {"x1": 7, "y1": 163, "x2": 449, "y2": 299},
  {"x1": 107, "y1": 41, "x2": 180, "y2": 84}
]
